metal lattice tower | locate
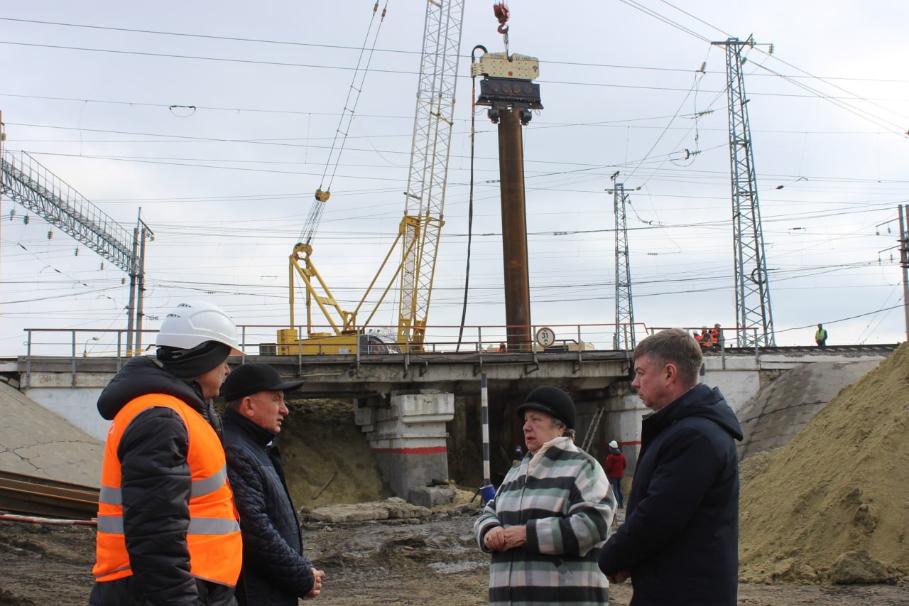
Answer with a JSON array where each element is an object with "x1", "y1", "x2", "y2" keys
[
  {"x1": 612, "y1": 183, "x2": 636, "y2": 350},
  {"x1": 397, "y1": 0, "x2": 465, "y2": 347},
  {"x1": 715, "y1": 37, "x2": 775, "y2": 347},
  {"x1": 0, "y1": 150, "x2": 133, "y2": 272}
]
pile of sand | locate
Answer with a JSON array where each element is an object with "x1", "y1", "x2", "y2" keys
[
  {"x1": 739, "y1": 344, "x2": 909, "y2": 584},
  {"x1": 737, "y1": 360, "x2": 881, "y2": 460},
  {"x1": 278, "y1": 398, "x2": 389, "y2": 509}
]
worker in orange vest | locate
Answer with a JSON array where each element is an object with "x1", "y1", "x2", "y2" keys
[
  {"x1": 698, "y1": 327, "x2": 711, "y2": 351},
  {"x1": 90, "y1": 301, "x2": 243, "y2": 605},
  {"x1": 709, "y1": 324, "x2": 722, "y2": 351}
]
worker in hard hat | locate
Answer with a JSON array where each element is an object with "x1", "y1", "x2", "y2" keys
[
  {"x1": 474, "y1": 386, "x2": 616, "y2": 605},
  {"x1": 598, "y1": 329, "x2": 742, "y2": 606},
  {"x1": 221, "y1": 364, "x2": 326, "y2": 605},
  {"x1": 90, "y1": 301, "x2": 242, "y2": 605},
  {"x1": 605, "y1": 439, "x2": 627, "y2": 509},
  {"x1": 711, "y1": 323, "x2": 725, "y2": 352}
]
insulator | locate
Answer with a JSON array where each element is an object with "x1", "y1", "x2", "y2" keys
[
  {"x1": 47, "y1": 230, "x2": 53, "y2": 239},
  {"x1": 23, "y1": 215, "x2": 29, "y2": 225},
  {"x1": 74, "y1": 247, "x2": 79, "y2": 256},
  {"x1": 876, "y1": 229, "x2": 880, "y2": 236},
  {"x1": 8, "y1": 209, "x2": 14, "y2": 220},
  {"x1": 120, "y1": 276, "x2": 125, "y2": 284},
  {"x1": 887, "y1": 226, "x2": 892, "y2": 234}
]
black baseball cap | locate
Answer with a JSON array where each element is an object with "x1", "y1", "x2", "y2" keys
[
  {"x1": 516, "y1": 385, "x2": 576, "y2": 429},
  {"x1": 220, "y1": 363, "x2": 303, "y2": 402}
]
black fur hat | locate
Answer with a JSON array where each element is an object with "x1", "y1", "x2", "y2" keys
[{"x1": 516, "y1": 385, "x2": 576, "y2": 429}]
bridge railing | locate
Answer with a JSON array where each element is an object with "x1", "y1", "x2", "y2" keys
[{"x1": 18, "y1": 322, "x2": 646, "y2": 377}]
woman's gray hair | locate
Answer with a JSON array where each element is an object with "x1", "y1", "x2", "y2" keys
[{"x1": 553, "y1": 418, "x2": 576, "y2": 442}]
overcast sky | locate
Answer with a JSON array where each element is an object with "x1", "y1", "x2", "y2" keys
[{"x1": 2, "y1": 0, "x2": 908, "y2": 356}]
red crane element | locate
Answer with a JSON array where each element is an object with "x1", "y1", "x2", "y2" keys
[{"x1": 493, "y1": 2, "x2": 509, "y2": 34}]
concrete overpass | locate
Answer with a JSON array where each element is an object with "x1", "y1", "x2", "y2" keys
[{"x1": 1, "y1": 344, "x2": 895, "y2": 499}]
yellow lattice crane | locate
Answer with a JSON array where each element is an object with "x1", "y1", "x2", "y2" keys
[{"x1": 277, "y1": 0, "x2": 465, "y2": 355}]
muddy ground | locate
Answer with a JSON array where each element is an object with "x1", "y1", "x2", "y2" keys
[{"x1": 1, "y1": 512, "x2": 907, "y2": 606}]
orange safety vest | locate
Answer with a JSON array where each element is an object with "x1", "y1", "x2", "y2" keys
[{"x1": 93, "y1": 393, "x2": 241, "y2": 586}]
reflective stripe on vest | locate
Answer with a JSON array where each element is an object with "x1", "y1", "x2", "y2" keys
[{"x1": 92, "y1": 393, "x2": 241, "y2": 586}]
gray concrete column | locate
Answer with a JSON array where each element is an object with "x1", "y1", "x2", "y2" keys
[{"x1": 355, "y1": 391, "x2": 454, "y2": 499}]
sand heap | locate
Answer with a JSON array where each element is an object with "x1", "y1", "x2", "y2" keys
[
  {"x1": 739, "y1": 343, "x2": 909, "y2": 584},
  {"x1": 278, "y1": 398, "x2": 389, "y2": 509},
  {"x1": 737, "y1": 359, "x2": 881, "y2": 460}
]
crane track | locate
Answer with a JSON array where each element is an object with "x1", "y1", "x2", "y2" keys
[{"x1": 0, "y1": 470, "x2": 98, "y2": 520}]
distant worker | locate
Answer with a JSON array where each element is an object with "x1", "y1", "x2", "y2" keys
[
  {"x1": 815, "y1": 323, "x2": 828, "y2": 348},
  {"x1": 221, "y1": 364, "x2": 325, "y2": 605},
  {"x1": 598, "y1": 329, "x2": 743, "y2": 606},
  {"x1": 712, "y1": 323, "x2": 725, "y2": 352},
  {"x1": 698, "y1": 327, "x2": 711, "y2": 351},
  {"x1": 475, "y1": 386, "x2": 616, "y2": 605},
  {"x1": 605, "y1": 439, "x2": 627, "y2": 509},
  {"x1": 497, "y1": 342, "x2": 507, "y2": 352},
  {"x1": 90, "y1": 301, "x2": 242, "y2": 605}
]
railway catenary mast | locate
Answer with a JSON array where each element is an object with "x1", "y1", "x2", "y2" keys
[{"x1": 713, "y1": 36, "x2": 776, "y2": 347}]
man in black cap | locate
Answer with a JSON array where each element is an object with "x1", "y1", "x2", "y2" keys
[{"x1": 221, "y1": 364, "x2": 325, "y2": 605}]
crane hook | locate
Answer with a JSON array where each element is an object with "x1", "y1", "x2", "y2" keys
[{"x1": 493, "y1": 2, "x2": 510, "y2": 57}]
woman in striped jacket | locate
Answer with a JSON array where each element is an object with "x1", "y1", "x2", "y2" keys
[{"x1": 475, "y1": 386, "x2": 616, "y2": 605}]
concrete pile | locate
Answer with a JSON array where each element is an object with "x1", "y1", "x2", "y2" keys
[{"x1": 739, "y1": 344, "x2": 909, "y2": 584}]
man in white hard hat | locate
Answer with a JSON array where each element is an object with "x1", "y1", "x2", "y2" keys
[{"x1": 90, "y1": 301, "x2": 244, "y2": 606}]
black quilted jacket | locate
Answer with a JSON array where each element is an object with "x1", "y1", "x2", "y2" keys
[
  {"x1": 222, "y1": 408, "x2": 315, "y2": 606},
  {"x1": 89, "y1": 356, "x2": 236, "y2": 606}
]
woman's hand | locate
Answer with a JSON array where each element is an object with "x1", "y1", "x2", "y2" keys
[
  {"x1": 483, "y1": 526, "x2": 506, "y2": 551},
  {"x1": 502, "y1": 525, "x2": 527, "y2": 549}
]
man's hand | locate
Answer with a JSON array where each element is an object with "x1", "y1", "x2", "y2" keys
[
  {"x1": 607, "y1": 570, "x2": 630, "y2": 584},
  {"x1": 483, "y1": 526, "x2": 506, "y2": 551},
  {"x1": 305, "y1": 569, "x2": 326, "y2": 599},
  {"x1": 502, "y1": 525, "x2": 527, "y2": 550}
]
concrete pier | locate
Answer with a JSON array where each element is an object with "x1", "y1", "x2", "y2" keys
[{"x1": 355, "y1": 392, "x2": 455, "y2": 498}]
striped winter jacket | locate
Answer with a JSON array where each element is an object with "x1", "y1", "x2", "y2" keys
[{"x1": 474, "y1": 436, "x2": 616, "y2": 606}]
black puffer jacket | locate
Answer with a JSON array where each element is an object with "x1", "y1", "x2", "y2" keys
[
  {"x1": 598, "y1": 384, "x2": 743, "y2": 606},
  {"x1": 88, "y1": 357, "x2": 236, "y2": 606},
  {"x1": 222, "y1": 408, "x2": 315, "y2": 606}
]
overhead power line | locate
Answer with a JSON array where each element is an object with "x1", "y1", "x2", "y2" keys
[{"x1": 3, "y1": 15, "x2": 906, "y2": 83}]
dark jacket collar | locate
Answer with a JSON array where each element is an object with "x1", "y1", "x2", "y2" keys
[
  {"x1": 641, "y1": 383, "x2": 743, "y2": 453},
  {"x1": 97, "y1": 356, "x2": 208, "y2": 420},
  {"x1": 222, "y1": 406, "x2": 276, "y2": 447}
]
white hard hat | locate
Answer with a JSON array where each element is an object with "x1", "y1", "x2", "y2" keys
[
  {"x1": 609, "y1": 440, "x2": 619, "y2": 449},
  {"x1": 156, "y1": 300, "x2": 241, "y2": 352}
]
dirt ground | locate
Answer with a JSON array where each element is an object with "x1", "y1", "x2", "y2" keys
[{"x1": 1, "y1": 514, "x2": 907, "y2": 606}]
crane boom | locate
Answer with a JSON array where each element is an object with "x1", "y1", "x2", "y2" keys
[
  {"x1": 397, "y1": 0, "x2": 465, "y2": 349},
  {"x1": 279, "y1": 0, "x2": 464, "y2": 356}
]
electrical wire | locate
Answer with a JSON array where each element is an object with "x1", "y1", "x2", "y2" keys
[{"x1": 456, "y1": 46, "x2": 484, "y2": 352}]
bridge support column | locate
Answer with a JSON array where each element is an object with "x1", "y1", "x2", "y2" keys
[{"x1": 355, "y1": 391, "x2": 454, "y2": 500}]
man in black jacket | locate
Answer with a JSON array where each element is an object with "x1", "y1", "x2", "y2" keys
[
  {"x1": 90, "y1": 300, "x2": 243, "y2": 606},
  {"x1": 221, "y1": 363, "x2": 325, "y2": 605},
  {"x1": 598, "y1": 328, "x2": 743, "y2": 606}
]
